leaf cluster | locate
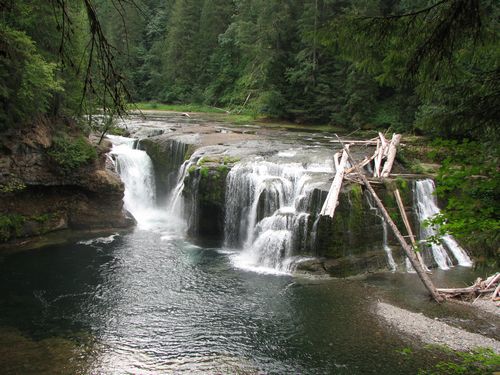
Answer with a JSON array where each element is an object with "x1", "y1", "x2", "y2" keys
[
  {"x1": 427, "y1": 139, "x2": 499, "y2": 257},
  {"x1": 47, "y1": 135, "x2": 97, "y2": 173},
  {"x1": 418, "y1": 347, "x2": 500, "y2": 375}
]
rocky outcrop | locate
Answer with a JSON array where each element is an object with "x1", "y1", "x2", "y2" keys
[
  {"x1": 312, "y1": 179, "x2": 416, "y2": 276},
  {"x1": 138, "y1": 137, "x2": 192, "y2": 202},
  {"x1": 125, "y1": 114, "x2": 421, "y2": 276},
  {"x1": 183, "y1": 159, "x2": 232, "y2": 243},
  {"x1": 0, "y1": 118, "x2": 134, "y2": 244}
]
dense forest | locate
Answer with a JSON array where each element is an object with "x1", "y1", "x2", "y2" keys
[
  {"x1": 95, "y1": 0, "x2": 499, "y2": 139},
  {"x1": 2, "y1": 1, "x2": 498, "y2": 135},
  {"x1": 0, "y1": 0, "x2": 498, "y2": 260}
]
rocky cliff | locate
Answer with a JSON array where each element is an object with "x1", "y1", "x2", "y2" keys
[{"x1": 0, "y1": 118, "x2": 134, "y2": 245}]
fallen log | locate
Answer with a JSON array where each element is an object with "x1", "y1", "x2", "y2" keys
[
  {"x1": 492, "y1": 284, "x2": 500, "y2": 301},
  {"x1": 333, "y1": 152, "x2": 340, "y2": 171},
  {"x1": 373, "y1": 138, "x2": 385, "y2": 178},
  {"x1": 437, "y1": 286, "x2": 478, "y2": 294},
  {"x1": 436, "y1": 273, "x2": 500, "y2": 303},
  {"x1": 381, "y1": 133, "x2": 402, "y2": 177},
  {"x1": 321, "y1": 148, "x2": 349, "y2": 218},
  {"x1": 394, "y1": 189, "x2": 429, "y2": 272},
  {"x1": 327, "y1": 139, "x2": 379, "y2": 144},
  {"x1": 345, "y1": 152, "x2": 377, "y2": 174},
  {"x1": 486, "y1": 273, "x2": 500, "y2": 289}
]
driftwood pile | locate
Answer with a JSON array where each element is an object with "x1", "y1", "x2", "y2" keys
[
  {"x1": 438, "y1": 273, "x2": 500, "y2": 304},
  {"x1": 320, "y1": 132, "x2": 400, "y2": 217},
  {"x1": 320, "y1": 134, "x2": 445, "y2": 302}
]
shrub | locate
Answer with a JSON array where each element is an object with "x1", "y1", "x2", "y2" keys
[
  {"x1": 48, "y1": 135, "x2": 97, "y2": 172},
  {"x1": 0, "y1": 214, "x2": 25, "y2": 241}
]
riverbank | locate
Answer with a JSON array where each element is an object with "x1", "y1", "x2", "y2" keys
[{"x1": 377, "y1": 301, "x2": 500, "y2": 353}]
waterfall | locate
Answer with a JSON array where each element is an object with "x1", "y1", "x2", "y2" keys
[
  {"x1": 224, "y1": 159, "x2": 331, "y2": 274},
  {"x1": 414, "y1": 179, "x2": 473, "y2": 268},
  {"x1": 108, "y1": 135, "x2": 162, "y2": 230},
  {"x1": 168, "y1": 159, "x2": 194, "y2": 216},
  {"x1": 366, "y1": 195, "x2": 397, "y2": 271}
]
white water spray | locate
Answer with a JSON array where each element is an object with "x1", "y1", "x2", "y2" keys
[
  {"x1": 414, "y1": 179, "x2": 472, "y2": 268},
  {"x1": 108, "y1": 135, "x2": 171, "y2": 231},
  {"x1": 225, "y1": 159, "x2": 332, "y2": 274},
  {"x1": 366, "y1": 195, "x2": 397, "y2": 271}
]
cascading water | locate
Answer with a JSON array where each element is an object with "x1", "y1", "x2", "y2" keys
[
  {"x1": 224, "y1": 158, "x2": 332, "y2": 274},
  {"x1": 414, "y1": 179, "x2": 473, "y2": 269},
  {"x1": 108, "y1": 135, "x2": 165, "y2": 230},
  {"x1": 366, "y1": 195, "x2": 397, "y2": 272}
]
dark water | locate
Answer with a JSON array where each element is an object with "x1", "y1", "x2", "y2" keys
[{"x1": 0, "y1": 227, "x2": 491, "y2": 375}]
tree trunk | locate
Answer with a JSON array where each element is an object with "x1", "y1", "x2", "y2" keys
[
  {"x1": 321, "y1": 149, "x2": 349, "y2": 217},
  {"x1": 381, "y1": 134, "x2": 402, "y2": 177},
  {"x1": 394, "y1": 189, "x2": 429, "y2": 272}
]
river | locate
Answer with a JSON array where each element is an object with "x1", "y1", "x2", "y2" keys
[
  {"x1": 2, "y1": 226, "x2": 482, "y2": 374},
  {"x1": 0, "y1": 116, "x2": 493, "y2": 374}
]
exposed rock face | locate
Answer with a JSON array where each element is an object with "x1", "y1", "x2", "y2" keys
[
  {"x1": 183, "y1": 161, "x2": 231, "y2": 242},
  {"x1": 0, "y1": 118, "x2": 134, "y2": 244},
  {"x1": 138, "y1": 137, "x2": 190, "y2": 203},
  {"x1": 313, "y1": 180, "x2": 415, "y2": 276}
]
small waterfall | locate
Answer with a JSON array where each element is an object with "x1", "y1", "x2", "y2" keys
[
  {"x1": 168, "y1": 159, "x2": 194, "y2": 216},
  {"x1": 414, "y1": 179, "x2": 473, "y2": 268},
  {"x1": 366, "y1": 195, "x2": 397, "y2": 271},
  {"x1": 225, "y1": 160, "x2": 331, "y2": 274},
  {"x1": 108, "y1": 135, "x2": 163, "y2": 230}
]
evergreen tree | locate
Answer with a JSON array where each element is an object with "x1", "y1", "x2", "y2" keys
[{"x1": 161, "y1": 0, "x2": 203, "y2": 102}]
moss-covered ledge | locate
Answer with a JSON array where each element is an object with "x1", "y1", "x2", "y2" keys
[
  {"x1": 312, "y1": 178, "x2": 416, "y2": 277},
  {"x1": 182, "y1": 156, "x2": 238, "y2": 243}
]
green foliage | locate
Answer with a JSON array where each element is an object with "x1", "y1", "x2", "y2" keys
[
  {"x1": 132, "y1": 102, "x2": 227, "y2": 113},
  {"x1": 395, "y1": 347, "x2": 412, "y2": 356},
  {"x1": 0, "y1": 24, "x2": 62, "y2": 128},
  {"x1": 418, "y1": 347, "x2": 500, "y2": 375},
  {"x1": 0, "y1": 213, "x2": 56, "y2": 242},
  {"x1": 426, "y1": 139, "x2": 499, "y2": 261},
  {"x1": 48, "y1": 135, "x2": 97, "y2": 173},
  {"x1": 217, "y1": 164, "x2": 229, "y2": 174},
  {"x1": 0, "y1": 179, "x2": 26, "y2": 194},
  {"x1": 199, "y1": 167, "x2": 209, "y2": 178},
  {"x1": 0, "y1": 214, "x2": 25, "y2": 241}
]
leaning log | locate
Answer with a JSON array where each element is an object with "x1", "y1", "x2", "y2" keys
[
  {"x1": 321, "y1": 148, "x2": 349, "y2": 218},
  {"x1": 373, "y1": 139, "x2": 384, "y2": 177},
  {"x1": 394, "y1": 189, "x2": 429, "y2": 272},
  {"x1": 336, "y1": 135, "x2": 444, "y2": 302},
  {"x1": 381, "y1": 134, "x2": 402, "y2": 177}
]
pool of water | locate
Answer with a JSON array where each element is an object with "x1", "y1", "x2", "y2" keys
[{"x1": 0, "y1": 224, "x2": 490, "y2": 374}]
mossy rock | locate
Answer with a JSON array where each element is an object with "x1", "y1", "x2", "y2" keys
[
  {"x1": 315, "y1": 183, "x2": 383, "y2": 260},
  {"x1": 183, "y1": 162, "x2": 231, "y2": 242},
  {"x1": 139, "y1": 138, "x2": 189, "y2": 201},
  {"x1": 0, "y1": 212, "x2": 66, "y2": 242},
  {"x1": 323, "y1": 250, "x2": 389, "y2": 277}
]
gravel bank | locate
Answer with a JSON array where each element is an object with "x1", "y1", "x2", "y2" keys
[{"x1": 377, "y1": 302, "x2": 500, "y2": 353}]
